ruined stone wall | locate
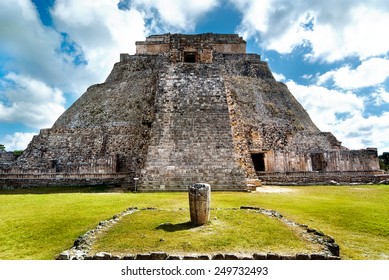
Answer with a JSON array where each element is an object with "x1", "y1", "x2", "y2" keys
[
  {"x1": 135, "y1": 33, "x2": 246, "y2": 63},
  {"x1": 326, "y1": 148, "x2": 380, "y2": 171},
  {"x1": 140, "y1": 62, "x2": 247, "y2": 190},
  {"x1": 135, "y1": 43, "x2": 170, "y2": 55},
  {"x1": 219, "y1": 58, "x2": 380, "y2": 174},
  {"x1": 0, "y1": 152, "x2": 17, "y2": 164},
  {"x1": 222, "y1": 61, "x2": 323, "y2": 175},
  {"x1": 9, "y1": 55, "x2": 165, "y2": 177},
  {"x1": 14, "y1": 126, "x2": 148, "y2": 174},
  {"x1": 259, "y1": 171, "x2": 386, "y2": 185},
  {"x1": 0, "y1": 173, "x2": 126, "y2": 190}
]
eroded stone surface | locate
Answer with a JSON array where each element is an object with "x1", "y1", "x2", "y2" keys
[{"x1": 189, "y1": 183, "x2": 211, "y2": 226}]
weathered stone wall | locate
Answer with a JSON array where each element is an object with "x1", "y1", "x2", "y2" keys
[
  {"x1": 0, "y1": 152, "x2": 17, "y2": 164},
  {"x1": 259, "y1": 171, "x2": 387, "y2": 185},
  {"x1": 221, "y1": 69, "x2": 380, "y2": 175},
  {"x1": 0, "y1": 173, "x2": 127, "y2": 190},
  {"x1": 13, "y1": 127, "x2": 130, "y2": 174},
  {"x1": 136, "y1": 33, "x2": 246, "y2": 63},
  {"x1": 140, "y1": 61, "x2": 247, "y2": 190},
  {"x1": 9, "y1": 55, "x2": 164, "y2": 177}
]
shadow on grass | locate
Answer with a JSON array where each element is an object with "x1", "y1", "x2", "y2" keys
[
  {"x1": 156, "y1": 221, "x2": 196, "y2": 232},
  {"x1": 0, "y1": 185, "x2": 121, "y2": 195}
]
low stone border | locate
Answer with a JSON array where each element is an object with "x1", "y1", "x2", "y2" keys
[
  {"x1": 57, "y1": 207, "x2": 340, "y2": 260},
  {"x1": 57, "y1": 207, "x2": 140, "y2": 260},
  {"x1": 239, "y1": 206, "x2": 340, "y2": 258},
  {"x1": 75, "y1": 251, "x2": 339, "y2": 260}
]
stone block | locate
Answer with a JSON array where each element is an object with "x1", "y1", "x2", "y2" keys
[
  {"x1": 267, "y1": 253, "x2": 281, "y2": 260},
  {"x1": 150, "y1": 252, "x2": 168, "y2": 260},
  {"x1": 310, "y1": 254, "x2": 326, "y2": 260},
  {"x1": 123, "y1": 254, "x2": 135, "y2": 260},
  {"x1": 212, "y1": 254, "x2": 225, "y2": 260},
  {"x1": 296, "y1": 253, "x2": 310, "y2": 260},
  {"x1": 253, "y1": 253, "x2": 267, "y2": 260},
  {"x1": 136, "y1": 254, "x2": 151, "y2": 260},
  {"x1": 189, "y1": 183, "x2": 211, "y2": 226},
  {"x1": 224, "y1": 254, "x2": 239, "y2": 260},
  {"x1": 167, "y1": 255, "x2": 181, "y2": 260},
  {"x1": 93, "y1": 252, "x2": 113, "y2": 260}
]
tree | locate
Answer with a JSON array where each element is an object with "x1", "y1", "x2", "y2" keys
[
  {"x1": 13, "y1": 150, "x2": 24, "y2": 157},
  {"x1": 0, "y1": 144, "x2": 5, "y2": 152},
  {"x1": 379, "y1": 152, "x2": 389, "y2": 171}
]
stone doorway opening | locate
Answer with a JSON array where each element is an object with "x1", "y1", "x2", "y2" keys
[
  {"x1": 184, "y1": 52, "x2": 197, "y2": 63},
  {"x1": 251, "y1": 153, "x2": 265, "y2": 172},
  {"x1": 310, "y1": 153, "x2": 326, "y2": 171}
]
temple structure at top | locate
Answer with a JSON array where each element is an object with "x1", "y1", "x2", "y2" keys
[{"x1": 135, "y1": 33, "x2": 246, "y2": 63}]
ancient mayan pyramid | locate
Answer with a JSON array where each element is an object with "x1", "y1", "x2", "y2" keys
[{"x1": 3, "y1": 33, "x2": 380, "y2": 190}]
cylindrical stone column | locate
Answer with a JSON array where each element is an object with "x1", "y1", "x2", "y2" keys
[{"x1": 189, "y1": 183, "x2": 211, "y2": 226}]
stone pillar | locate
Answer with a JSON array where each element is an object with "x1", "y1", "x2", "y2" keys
[{"x1": 189, "y1": 183, "x2": 211, "y2": 226}]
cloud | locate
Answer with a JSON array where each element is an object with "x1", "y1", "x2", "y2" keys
[
  {"x1": 231, "y1": 1, "x2": 389, "y2": 62},
  {"x1": 51, "y1": 0, "x2": 147, "y2": 87},
  {"x1": 273, "y1": 72, "x2": 286, "y2": 82},
  {"x1": 0, "y1": 73, "x2": 66, "y2": 128},
  {"x1": 286, "y1": 80, "x2": 389, "y2": 152},
  {"x1": 318, "y1": 57, "x2": 389, "y2": 89},
  {"x1": 1, "y1": 1, "x2": 60, "y2": 83},
  {"x1": 372, "y1": 87, "x2": 389, "y2": 106},
  {"x1": 128, "y1": 0, "x2": 219, "y2": 32},
  {"x1": 1, "y1": 132, "x2": 36, "y2": 151},
  {"x1": 0, "y1": 0, "x2": 96, "y2": 95},
  {"x1": 332, "y1": 112, "x2": 389, "y2": 152},
  {"x1": 286, "y1": 80, "x2": 364, "y2": 130}
]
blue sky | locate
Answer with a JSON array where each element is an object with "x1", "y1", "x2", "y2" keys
[{"x1": 1, "y1": 0, "x2": 389, "y2": 154}]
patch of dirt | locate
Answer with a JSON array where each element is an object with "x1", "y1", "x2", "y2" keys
[{"x1": 255, "y1": 186, "x2": 297, "y2": 193}]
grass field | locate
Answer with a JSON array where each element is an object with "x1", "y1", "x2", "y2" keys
[
  {"x1": 90, "y1": 208, "x2": 318, "y2": 256},
  {"x1": 0, "y1": 185, "x2": 388, "y2": 259}
]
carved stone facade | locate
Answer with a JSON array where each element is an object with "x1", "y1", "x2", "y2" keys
[
  {"x1": 0, "y1": 33, "x2": 382, "y2": 190},
  {"x1": 135, "y1": 33, "x2": 246, "y2": 63}
]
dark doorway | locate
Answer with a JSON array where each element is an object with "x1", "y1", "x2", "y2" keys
[
  {"x1": 251, "y1": 153, "x2": 265, "y2": 172},
  {"x1": 51, "y1": 160, "x2": 61, "y2": 172},
  {"x1": 184, "y1": 52, "x2": 197, "y2": 63},
  {"x1": 311, "y1": 153, "x2": 326, "y2": 171}
]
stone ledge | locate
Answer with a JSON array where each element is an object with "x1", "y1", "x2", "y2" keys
[{"x1": 58, "y1": 251, "x2": 340, "y2": 260}]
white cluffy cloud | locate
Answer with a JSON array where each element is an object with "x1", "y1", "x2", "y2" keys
[
  {"x1": 128, "y1": 0, "x2": 219, "y2": 31},
  {"x1": 231, "y1": 0, "x2": 389, "y2": 62},
  {"x1": 287, "y1": 80, "x2": 389, "y2": 152},
  {"x1": 0, "y1": 73, "x2": 66, "y2": 128},
  {"x1": 1, "y1": 132, "x2": 36, "y2": 152},
  {"x1": 372, "y1": 87, "x2": 389, "y2": 106},
  {"x1": 318, "y1": 58, "x2": 389, "y2": 89},
  {"x1": 52, "y1": 0, "x2": 147, "y2": 86},
  {"x1": 286, "y1": 80, "x2": 364, "y2": 131}
]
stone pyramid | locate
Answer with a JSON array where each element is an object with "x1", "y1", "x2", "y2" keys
[{"x1": 7, "y1": 33, "x2": 380, "y2": 190}]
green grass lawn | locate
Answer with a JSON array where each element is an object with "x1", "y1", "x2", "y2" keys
[
  {"x1": 90, "y1": 209, "x2": 318, "y2": 256},
  {"x1": 0, "y1": 185, "x2": 388, "y2": 259}
]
